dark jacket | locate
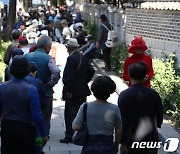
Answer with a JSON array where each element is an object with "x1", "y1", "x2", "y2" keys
[
  {"x1": 4, "y1": 41, "x2": 18, "y2": 65},
  {"x1": 97, "y1": 22, "x2": 111, "y2": 46},
  {"x1": 63, "y1": 51, "x2": 95, "y2": 100},
  {"x1": 25, "y1": 74, "x2": 46, "y2": 110},
  {"x1": 118, "y1": 84, "x2": 163, "y2": 145},
  {"x1": 0, "y1": 78, "x2": 46, "y2": 136}
]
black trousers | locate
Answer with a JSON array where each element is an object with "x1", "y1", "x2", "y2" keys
[
  {"x1": 1, "y1": 119, "x2": 36, "y2": 154},
  {"x1": 102, "y1": 46, "x2": 111, "y2": 69},
  {"x1": 42, "y1": 97, "x2": 53, "y2": 135},
  {"x1": 64, "y1": 98, "x2": 86, "y2": 139}
]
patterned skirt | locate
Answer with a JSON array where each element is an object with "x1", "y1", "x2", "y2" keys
[{"x1": 81, "y1": 134, "x2": 116, "y2": 154}]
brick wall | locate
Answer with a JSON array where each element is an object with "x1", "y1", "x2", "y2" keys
[{"x1": 125, "y1": 8, "x2": 180, "y2": 65}]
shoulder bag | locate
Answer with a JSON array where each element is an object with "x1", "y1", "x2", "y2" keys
[{"x1": 73, "y1": 103, "x2": 88, "y2": 146}]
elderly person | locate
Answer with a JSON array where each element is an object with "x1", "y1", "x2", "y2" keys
[
  {"x1": 60, "y1": 38, "x2": 95, "y2": 143},
  {"x1": 0, "y1": 55, "x2": 48, "y2": 154},
  {"x1": 61, "y1": 19, "x2": 71, "y2": 43},
  {"x1": 52, "y1": 19, "x2": 63, "y2": 43},
  {"x1": 73, "y1": 76, "x2": 122, "y2": 153},
  {"x1": 25, "y1": 36, "x2": 60, "y2": 137},
  {"x1": 118, "y1": 62, "x2": 163, "y2": 154},
  {"x1": 122, "y1": 36, "x2": 154, "y2": 87}
]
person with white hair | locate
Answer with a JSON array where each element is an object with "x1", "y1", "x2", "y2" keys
[
  {"x1": 52, "y1": 19, "x2": 63, "y2": 43},
  {"x1": 26, "y1": 36, "x2": 60, "y2": 138},
  {"x1": 61, "y1": 19, "x2": 72, "y2": 43}
]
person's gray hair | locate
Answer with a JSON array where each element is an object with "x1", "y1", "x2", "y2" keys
[
  {"x1": 54, "y1": 19, "x2": 63, "y2": 32},
  {"x1": 36, "y1": 35, "x2": 52, "y2": 49}
]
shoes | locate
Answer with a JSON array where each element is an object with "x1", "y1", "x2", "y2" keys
[{"x1": 59, "y1": 138, "x2": 72, "y2": 144}]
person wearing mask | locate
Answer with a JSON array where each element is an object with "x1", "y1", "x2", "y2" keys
[
  {"x1": 73, "y1": 76, "x2": 122, "y2": 153},
  {"x1": 96, "y1": 15, "x2": 112, "y2": 72},
  {"x1": 18, "y1": 36, "x2": 30, "y2": 55},
  {"x1": 60, "y1": 38, "x2": 95, "y2": 143},
  {"x1": 4, "y1": 29, "x2": 21, "y2": 65},
  {"x1": 118, "y1": 62, "x2": 163, "y2": 154},
  {"x1": 122, "y1": 36, "x2": 154, "y2": 87},
  {"x1": 25, "y1": 36, "x2": 60, "y2": 137},
  {"x1": 80, "y1": 34, "x2": 101, "y2": 60},
  {"x1": 0, "y1": 55, "x2": 48, "y2": 154}
]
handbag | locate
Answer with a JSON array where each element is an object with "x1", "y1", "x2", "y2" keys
[{"x1": 73, "y1": 103, "x2": 88, "y2": 146}]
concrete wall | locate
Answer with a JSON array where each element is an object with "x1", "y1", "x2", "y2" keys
[{"x1": 78, "y1": 3, "x2": 180, "y2": 66}]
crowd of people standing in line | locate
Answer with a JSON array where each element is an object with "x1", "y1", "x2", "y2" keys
[{"x1": 0, "y1": 5, "x2": 164, "y2": 154}]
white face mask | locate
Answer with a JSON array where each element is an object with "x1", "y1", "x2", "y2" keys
[{"x1": 85, "y1": 38, "x2": 88, "y2": 42}]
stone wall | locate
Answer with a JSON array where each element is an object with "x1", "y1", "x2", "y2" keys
[
  {"x1": 78, "y1": 3, "x2": 180, "y2": 65},
  {"x1": 78, "y1": 3, "x2": 125, "y2": 43},
  {"x1": 125, "y1": 8, "x2": 180, "y2": 65}
]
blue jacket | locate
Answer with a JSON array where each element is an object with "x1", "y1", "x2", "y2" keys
[
  {"x1": 25, "y1": 74, "x2": 46, "y2": 110},
  {"x1": 0, "y1": 78, "x2": 46, "y2": 137}
]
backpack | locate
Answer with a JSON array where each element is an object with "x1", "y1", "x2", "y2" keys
[{"x1": 102, "y1": 24, "x2": 118, "y2": 48}]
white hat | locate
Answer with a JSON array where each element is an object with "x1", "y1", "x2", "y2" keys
[
  {"x1": 28, "y1": 32, "x2": 37, "y2": 38},
  {"x1": 40, "y1": 30, "x2": 49, "y2": 36},
  {"x1": 24, "y1": 12, "x2": 30, "y2": 17},
  {"x1": 67, "y1": 38, "x2": 79, "y2": 47},
  {"x1": 72, "y1": 14, "x2": 76, "y2": 17},
  {"x1": 32, "y1": 19, "x2": 38, "y2": 24}
]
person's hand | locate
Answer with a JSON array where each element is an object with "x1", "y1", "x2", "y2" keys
[
  {"x1": 120, "y1": 144, "x2": 128, "y2": 154},
  {"x1": 42, "y1": 136, "x2": 48, "y2": 146}
]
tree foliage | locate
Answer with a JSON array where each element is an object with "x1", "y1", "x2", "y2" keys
[{"x1": 5, "y1": 0, "x2": 16, "y2": 41}]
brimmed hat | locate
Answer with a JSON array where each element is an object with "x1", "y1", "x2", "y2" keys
[
  {"x1": 128, "y1": 36, "x2": 148, "y2": 54},
  {"x1": 66, "y1": 38, "x2": 79, "y2": 47}
]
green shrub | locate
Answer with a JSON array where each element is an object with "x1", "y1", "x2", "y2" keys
[
  {"x1": 110, "y1": 43, "x2": 128, "y2": 75},
  {"x1": 151, "y1": 53, "x2": 180, "y2": 126},
  {"x1": 84, "y1": 21, "x2": 98, "y2": 40},
  {"x1": 0, "y1": 41, "x2": 11, "y2": 82},
  {"x1": 0, "y1": 41, "x2": 11, "y2": 62}
]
